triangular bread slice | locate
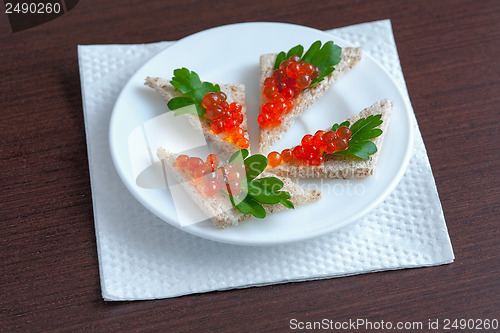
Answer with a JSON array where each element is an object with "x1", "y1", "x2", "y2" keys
[
  {"x1": 145, "y1": 77, "x2": 250, "y2": 162},
  {"x1": 157, "y1": 148, "x2": 321, "y2": 229},
  {"x1": 267, "y1": 99, "x2": 393, "y2": 179},
  {"x1": 259, "y1": 47, "x2": 362, "y2": 154}
]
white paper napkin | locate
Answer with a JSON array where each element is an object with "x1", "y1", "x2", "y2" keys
[{"x1": 78, "y1": 19, "x2": 454, "y2": 301}]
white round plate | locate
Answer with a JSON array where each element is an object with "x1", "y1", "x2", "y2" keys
[{"x1": 109, "y1": 22, "x2": 413, "y2": 246}]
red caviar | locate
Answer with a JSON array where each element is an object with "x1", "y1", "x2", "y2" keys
[
  {"x1": 175, "y1": 153, "x2": 244, "y2": 198},
  {"x1": 336, "y1": 126, "x2": 352, "y2": 140},
  {"x1": 267, "y1": 151, "x2": 282, "y2": 168},
  {"x1": 267, "y1": 126, "x2": 352, "y2": 167},
  {"x1": 204, "y1": 181, "x2": 219, "y2": 197},
  {"x1": 203, "y1": 91, "x2": 248, "y2": 149},
  {"x1": 175, "y1": 154, "x2": 190, "y2": 168},
  {"x1": 258, "y1": 55, "x2": 320, "y2": 128},
  {"x1": 281, "y1": 149, "x2": 293, "y2": 162},
  {"x1": 206, "y1": 154, "x2": 220, "y2": 171}
]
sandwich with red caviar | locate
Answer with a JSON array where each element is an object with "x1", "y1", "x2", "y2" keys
[
  {"x1": 258, "y1": 41, "x2": 362, "y2": 154},
  {"x1": 146, "y1": 68, "x2": 250, "y2": 161},
  {"x1": 157, "y1": 148, "x2": 321, "y2": 229},
  {"x1": 265, "y1": 99, "x2": 393, "y2": 179}
]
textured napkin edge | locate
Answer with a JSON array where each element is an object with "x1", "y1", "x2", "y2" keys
[
  {"x1": 77, "y1": 45, "x2": 116, "y2": 300},
  {"x1": 77, "y1": 43, "x2": 177, "y2": 300},
  {"x1": 103, "y1": 261, "x2": 454, "y2": 301},
  {"x1": 77, "y1": 45, "x2": 108, "y2": 297}
]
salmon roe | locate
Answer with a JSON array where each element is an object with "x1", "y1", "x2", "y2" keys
[
  {"x1": 258, "y1": 55, "x2": 320, "y2": 128},
  {"x1": 175, "y1": 153, "x2": 244, "y2": 198},
  {"x1": 203, "y1": 91, "x2": 249, "y2": 149},
  {"x1": 267, "y1": 151, "x2": 282, "y2": 168},
  {"x1": 266, "y1": 126, "x2": 352, "y2": 167}
]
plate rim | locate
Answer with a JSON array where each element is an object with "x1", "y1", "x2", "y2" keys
[{"x1": 109, "y1": 21, "x2": 414, "y2": 246}]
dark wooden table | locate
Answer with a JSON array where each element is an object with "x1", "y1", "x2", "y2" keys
[{"x1": 1, "y1": 0, "x2": 499, "y2": 331}]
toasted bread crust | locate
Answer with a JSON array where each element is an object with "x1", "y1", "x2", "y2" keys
[
  {"x1": 266, "y1": 99, "x2": 393, "y2": 179},
  {"x1": 157, "y1": 148, "x2": 321, "y2": 229},
  {"x1": 258, "y1": 47, "x2": 363, "y2": 154},
  {"x1": 145, "y1": 77, "x2": 250, "y2": 162}
]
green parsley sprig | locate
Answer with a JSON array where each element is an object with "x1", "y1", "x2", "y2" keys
[
  {"x1": 330, "y1": 114, "x2": 383, "y2": 160},
  {"x1": 273, "y1": 40, "x2": 342, "y2": 85},
  {"x1": 167, "y1": 68, "x2": 220, "y2": 116},
  {"x1": 227, "y1": 149, "x2": 294, "y2": 218}
]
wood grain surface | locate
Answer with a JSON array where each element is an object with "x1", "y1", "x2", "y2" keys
[{"x1": 1, "y1": 0, "x2": 499, "y2": 331}]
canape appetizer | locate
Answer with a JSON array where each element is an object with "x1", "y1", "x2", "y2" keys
[
  {"x1": 146, "y1": 68, "x2": 250, "y2": 161},
  {"x1": 258, "y1": 41, "x2": 362, "y2": 154},
  {"x1": 157, "y1": 148, "x2": 321, "y2": 228},
  {"x1": 265, "y1": 99, "x2": 392, "y2": 179}
]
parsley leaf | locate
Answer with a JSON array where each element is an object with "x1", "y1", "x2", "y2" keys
[
  {"x1": 167, "y1": 68, "x2": 220, "y2": 116},
  {"x1": 229, "y1": 194, "x2": 250, "y2": 214},
  {"x1": 228, "y1": 148, "x2": 249, "y2": 164},
  {"x1": 244, "y1": 196, "x2": 267, "y2": 219},
  {"x1": 334, "y1": 140, "x2": 378, "y2": 160},
  {"x1": 331, "y1": 114, "x2": 383, "y2": 160},
  {"x1": 244, "y1": 154, "x2": 268, "y2": 182},
  {"x1": 331, "y1": 121, "x2": 350, "y2": 132},
  {"x1": 274, "y1": 45, "x2": 305, "y2": 68},
  {"x1": 167, "y1": 102, "x2": 199, "y2": 117},
  {"x1": 247, "y1": 177, "x2": 287, "y2": 204},
  {"x1": 349, "y1": 114, "x2": 383, "y2": 141},
  {"x1": 273, "y1": 41, "x2": 342, "y2": 85},
  {"x1": 250, "y1": 177, "x2": 284, "y2": 194},
  {"x1": 228, "y1": 150, "x2": 294, "y2": 218}
]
